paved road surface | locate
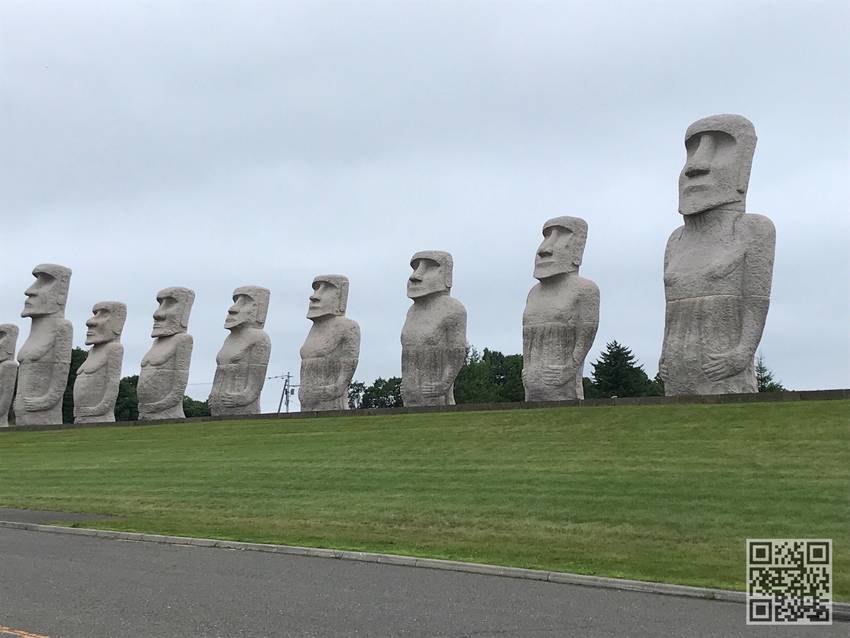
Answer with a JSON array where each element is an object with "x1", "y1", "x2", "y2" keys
[{"x1": 0, "y1": 527, "x2": 841, "y2": 637}]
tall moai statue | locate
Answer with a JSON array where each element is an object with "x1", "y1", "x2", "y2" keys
[
  {"x1": 14, "y1": 264, "x2": 73, "y2": 426},
  {"x1": 137, "y1": 287, "x2": 195, "y2": 420},
  {"x1": 660, "y1": 114, "x2": 775, "y2": 395},
  {"x1": 298, "y1": 275, "x2": 360, "y2": 412},
  {"x1": 208, "y1": 286, "x2": 272, "y2": 416},
  {"x1": 73, "y1": 302, "x2": 126, "y2": 423},
  {"x1": 401, "y1": 251, "x2": 467, "y2": 407},
  {"x1": 0, "y1": 324, "x2": 19, "y2": 427},
  {"x1": 522, "y1": 217, "x2": 600, "y2": 401}
]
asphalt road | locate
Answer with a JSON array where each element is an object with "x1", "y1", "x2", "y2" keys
[{"x1": 0, "y1": 526, "x2": 841, "y2": 638}]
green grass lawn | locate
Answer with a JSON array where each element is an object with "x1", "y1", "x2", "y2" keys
[{"x1": 1, "y1": 400, "x2": 847, "y2": 598}]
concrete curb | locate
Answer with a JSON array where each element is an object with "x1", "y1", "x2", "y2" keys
[
  {"x1": 2, "y1": 520, "x2": 847, "y2": 620},
  {"x1": 1, "y1": 388, "x2": 848, "y2": 434}
]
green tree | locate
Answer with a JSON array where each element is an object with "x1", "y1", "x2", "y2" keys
[
  {"x1": 62, "y1": 347, "x2": 88, "y2": 423},
  {"x1": 114, "y1": 375, "x2": 139, "y2": 421},
  {"x1": 361, "y1": 377, "x2": 403, "y2": 408},
  {"x1": 582, "y1": 377, "x2": 601, "y2": 399},
  {"x1": 756, "y1": 352, "x2": 786, "y2": 392},
  {"x1": 348, "y1": 380, "x2": 366, "y2": 409},
  {"x1": 183, "y1": 396, "x2": 211, "y2": 417},
  {"x1": 590, "y1": 341, "x2": 658, "y2": 398},
  {"x1": 454, "y1": 347, "x2": 524, "y2": 404}
]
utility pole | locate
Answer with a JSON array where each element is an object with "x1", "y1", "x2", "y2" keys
[{"x1": 274, "y1": 371, "x2": 298, "y2": 414}]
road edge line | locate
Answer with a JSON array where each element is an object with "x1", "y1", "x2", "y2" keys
[{"x1": 2, "y1": 519, "x2": 847, "y2": 619}]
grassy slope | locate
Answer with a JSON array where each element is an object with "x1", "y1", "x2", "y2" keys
[{"x1": 0, "y1": 400, "x2": 847, "y2": 598}]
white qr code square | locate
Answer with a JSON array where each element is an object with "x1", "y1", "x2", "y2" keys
[{"x1": 747, "y1": 539, "x2": 832, "y2": 625}]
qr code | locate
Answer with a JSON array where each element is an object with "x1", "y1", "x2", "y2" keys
[{"x1": 747, "y1": 539, "x2": 832, "y2": 625}]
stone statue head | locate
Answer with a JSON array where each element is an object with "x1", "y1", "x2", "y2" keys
[
  {"x1": 85, "y1": 301, "x2": 127, "y2": 345},
  {"x1": 151, "y1": 287, "x2": 195, "y2": 337},
  {"x1": 678, "y1": 114, "x2": 756, "y2": 216},
  {"x1": 22, "y1": 263, "x2": 72, "y2": 318},
  {"x1": 534, "y1": 216, "x2": 587, "y2": 280},
  {"x1": 0, "y1": 324, "x2": 18, "y2": 363},
  {"x1": 407, "y1": 251, "x2": 453, "y2": 300},
  {"x1": 307, "y1": 275, "x2": 349, "y2": 319},
  {"x1": 225, "y1": 285, "x2": 270, "y2": 330}
]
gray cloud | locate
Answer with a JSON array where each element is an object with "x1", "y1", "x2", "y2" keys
[{"x1": 2, "y1": 0, "x2": 847, "y2": 411}]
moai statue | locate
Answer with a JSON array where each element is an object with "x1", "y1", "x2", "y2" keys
[
  {"x1": 73, "y1": 302, "x2": 126, "y2": 423},
  {"x1": 660, "y1": 114, "x2": 775, "y2": 395},
  {"x1": 298, "y1": 276, "x2": 360, "y2": 412},
  {"x1": 209, "y1": 286, "x2": 272, "y2": 416},
  {"x1": 522, "y1": 217, "x2": 600, "y2": 401},
  {"x1": 0, "y1": 325, "x2": 19, "y2": 428},
  {"x1": 137, "y1": 287, "x2": 195, "y2": 420},
  {"x1": 401, "y1": 251, "x2": 467, "y2": 407},
  {"x1": 14, "y1": 264, "x2": 73, "y2": 426}
]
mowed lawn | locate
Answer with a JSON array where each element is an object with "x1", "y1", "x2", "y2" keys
[{"x1": 0, "y1": 400, "x2": 847, "y2": 598}]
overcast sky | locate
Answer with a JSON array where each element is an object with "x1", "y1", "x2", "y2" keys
[{"x1": 2, "y1": 1, "x2": 848, "y2": 412}]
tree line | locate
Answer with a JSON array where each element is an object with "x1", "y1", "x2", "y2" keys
[
  {"x1": 347, "y1": 341, "x2": 785, "y2": 408},
  {"x1": 44, "y1": 342, "x2": 785, "y2": 423}
]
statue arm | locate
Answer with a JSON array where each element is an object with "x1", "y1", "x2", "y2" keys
[
  {"x1": 572, "y1": 282, "x2": 600, "y2": 374},
  {"x1": 222, "y1": 335, "x2": 271, "y2": 407},
  {"x1": 658, "y1": 228, "x2": 680, "y2": 380},
  {"x1": 331, "y1": 323, "x2": 360, "y2": 396},
  {"x1": 76, "y1": 344, "x2": 123, "y2": 418},
  {"x1": 23, "y1": 322, "x2": 72, "y2": 411},
  {"x1": 303, "y1": 325, "x2": 361, "y2": 402},
  {"x1": 142, "y1": 335, "x2": 193, "y2": 412},
  {"x1": 0, "y1": 363, "x2": 17, "y2": 415},
  {"x1": 425, "y1": 307, "x2": 466, "y2": 396},
  {"x1": 702, "y1": 217, "x2": 775, "y2": 381},
  {"x1": 207, "y1": 363, "x2": 224, "y2": 410}
]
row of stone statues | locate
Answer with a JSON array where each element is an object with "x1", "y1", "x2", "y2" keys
[{"x1": 0, "y1": 113, "x2": 776, "y2": 427}]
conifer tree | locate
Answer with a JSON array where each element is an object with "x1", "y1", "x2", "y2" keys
[{"x1": 590, "y1": 340, "x2": 657, "y2": 398}]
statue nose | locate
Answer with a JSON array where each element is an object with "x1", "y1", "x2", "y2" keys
[{"x1": 685, "y1": 161, "x2": 710, "y2": 177}]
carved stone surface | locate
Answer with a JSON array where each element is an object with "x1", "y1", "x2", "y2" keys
[
  {"x1": 522, "y1": 217, "x2": 600, "y2": 401},
  {"x1": 299, "y1": 275, "x2": 360, "y2": 412},
  {"x1": 138, "y1": 287, "x2": 195, "y2": 421},
  {"x1": 0, "y1": 324, "x2": 19, "y2": 428},
  {"x1": 209, "y1": 286, "x2": 272, "y2": 417},
  {"x1": 73, "y1": 302, "x2": 126, "y2": 424},
  {"x1": 660, "y1": 114, "x2": 775, "y2": 396},
  {"x1": 14, "y1": 264, "x2": 73, "y2": 426},
  {"x1": 401, "y1": 251, "x2": 467, "y2": 407}
]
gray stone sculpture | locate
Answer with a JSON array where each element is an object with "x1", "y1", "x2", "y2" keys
[
  {"x1": 401, "y1": 251, "x2": 467, "y2": 407},
  {"x1": 660, "y1": 114, "x2": 775, "y2": 395},
  {"x1": 0, "y1": 324, "x2": 19, "y2": 428},
  {"x1": 138, "y1": 287, "x2": 195, "y2": 420},
  {"x1": 209, "y1": 286, "x2": 272, "y2": 416},
  {"x1": 522, "y1": 217, "x2": 600, "y2": 401},
  {"x1": 299, "y1": 276, "x2": 360, "y2": 412},
  {"x1": 73, "y1": 302, "x2": 126, "y2": 423},
  {"x1": 14, "y1": 264, "x2": 73, "y2": 426}
]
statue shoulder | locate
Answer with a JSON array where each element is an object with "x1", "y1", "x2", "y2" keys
[
  {"x1": 575, "y1": 276, "x2": 600, "y2": 300},
  {"x1": 106, "y1": 341, "x2": 125, "y2": 357},
  {"x1": 741, "y1": 213, "x2": 776, "y2": 243},
  {"x1": 339, "y1": 317, "x2": 360, "y2": 337},
  {"x1": 666, "y1": 224, "x2": 685, "y2": 246},
  {"x1": 174, "y1": 333, "x2": 194, "y2": 348},
  {"x1": 443, "y1": 296, "x2": 467, "y2": 318}
]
